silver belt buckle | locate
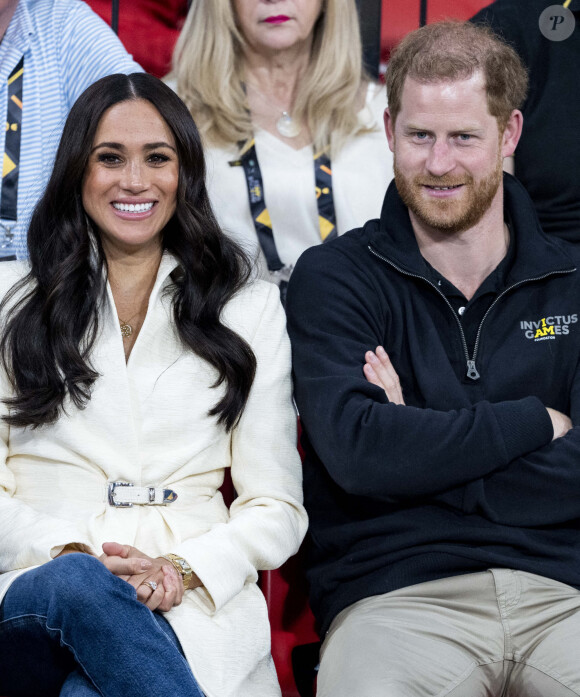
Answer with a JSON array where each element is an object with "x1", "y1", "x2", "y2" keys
[
  {"x1": 107, "y1": 481, "x2": 179, "y2": 507},
  {"x1": 108, "y1": 481, "x2": 134, "y2": 508}
]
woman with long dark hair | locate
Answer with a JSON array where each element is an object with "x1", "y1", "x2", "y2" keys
[{"x1": 0, "y1": 72, "x2": 306, "y2": 697}]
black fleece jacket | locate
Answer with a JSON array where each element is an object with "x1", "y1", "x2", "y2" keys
[{"x1": 286, "y1": 174, "x2": 580, "y2": 637}]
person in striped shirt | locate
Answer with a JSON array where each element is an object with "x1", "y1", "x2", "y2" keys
[{"x1": 0, "y1": 0, "x2": 142, "y2": 261}]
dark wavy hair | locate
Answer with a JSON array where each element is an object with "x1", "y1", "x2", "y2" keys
[{"x1": 0, "y1": 73, "x2": 256, "y2": 431}]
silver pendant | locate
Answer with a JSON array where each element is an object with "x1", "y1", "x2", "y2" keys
[{"x1": 276, "y1": 111, "x2": 301, "y2": 138}]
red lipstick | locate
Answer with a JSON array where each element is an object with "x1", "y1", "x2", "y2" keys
[{"x1": 264, "y1": 15, "x2": 291, "y2": 24}]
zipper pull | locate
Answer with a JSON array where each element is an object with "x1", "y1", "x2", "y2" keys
[{"x1": 466, "y1": 360, "x2": 480, "y2": 381}]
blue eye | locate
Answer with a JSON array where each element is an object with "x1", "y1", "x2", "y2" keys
[{"x1": 458, "y1": 134, "x2": 472, "y2": 141}]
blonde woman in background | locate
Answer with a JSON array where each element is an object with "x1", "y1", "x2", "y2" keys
[{"x1": 170, "y1": 0, "x2": 393, "y2": 300}]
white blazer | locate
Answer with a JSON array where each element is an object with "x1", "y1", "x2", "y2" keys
[{"x1": 0, "y1": 254, "x2": 308, "y2": 697}]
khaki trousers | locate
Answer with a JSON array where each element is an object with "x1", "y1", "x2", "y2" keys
[{"x1": 317, "y1": 569, "x2": 580, "y2": 697}]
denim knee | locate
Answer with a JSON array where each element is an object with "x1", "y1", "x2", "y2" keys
[{"x1": 25, "y1": 553, "x2": 135, "y2": 611}]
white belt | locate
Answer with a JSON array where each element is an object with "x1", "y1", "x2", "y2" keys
[{"x1": 108, "y1": 481, "x2": 178, "y2": 508}]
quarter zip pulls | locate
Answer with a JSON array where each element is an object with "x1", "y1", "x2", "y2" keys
[
  {"x1": 368, "y1": 244, "x2": 477, "y2": 380},
  {"x1": 423, "y1": 231, "x2": 516, "y2": 373},
  {"x1": 368, "y1": 244, "x2": 575, "y2": 381},
  {"x1": 364, "y1": 176, "x2": 577, "y2": 382}
]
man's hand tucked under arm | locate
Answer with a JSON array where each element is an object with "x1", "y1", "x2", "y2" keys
[
  {"x1": 546, "y1": 407, "x2": 573, "y2": 441},
  {"x1": 364, "y1": 350, "x2": 573, "y2": 444},
  {"x1": 363, "y1": 346, "x2": 405, "y2": 405}
]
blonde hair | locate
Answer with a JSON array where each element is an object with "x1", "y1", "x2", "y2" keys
[{"x1": 170, "y1": 0, "x2": 370, "y2": 153}]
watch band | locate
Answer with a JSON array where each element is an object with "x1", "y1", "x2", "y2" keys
[{"x1": 161, "y1": 553, "x2": 193, "y2": 590}]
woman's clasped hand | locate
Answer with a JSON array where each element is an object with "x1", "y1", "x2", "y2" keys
[{"x1": 100, "y1": 542, "x2": 198, "y2": 611}]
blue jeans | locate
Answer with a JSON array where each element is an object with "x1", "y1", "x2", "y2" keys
[{"x1": 0, "y1": 554, "x2": 205, "y2": 697}]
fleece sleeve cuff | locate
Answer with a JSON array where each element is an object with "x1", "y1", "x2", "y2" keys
[{"x1": 493, "y1": 395, "x2": 554, "y2": 463}]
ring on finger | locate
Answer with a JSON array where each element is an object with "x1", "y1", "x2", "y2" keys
[{"x1": 141, "y1": 580, "x2": 158, "y2": 592}]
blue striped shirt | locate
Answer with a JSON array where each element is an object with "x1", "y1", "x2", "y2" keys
[{"x1": 0, "y1": 0, "x2": 142, "y2": 259}]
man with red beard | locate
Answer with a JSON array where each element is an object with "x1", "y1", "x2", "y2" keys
[{"x1": 286, "y1": 20, "x2": 580, "y2": 697}]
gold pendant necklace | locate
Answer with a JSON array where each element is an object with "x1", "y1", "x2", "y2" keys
[
  {"x1": 119, "y1": 320, "x2": 133, "y2": 338},
  {"x1": 118, "y1": 309, "x2": 141, "y2": 339}
]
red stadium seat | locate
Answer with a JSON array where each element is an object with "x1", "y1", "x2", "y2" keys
[
  {"x1": 381, "y1": 0, "x2": 493, "y2": 62},
  {"x1": 85, "y1": 0, "x2": 187, "y2": 77},
  {"x1": 262, "y1": 552, "x2": 320, "y2": 697},
  {"x1": 259, "y1": 418, "x2": 320, "y2": 697}
]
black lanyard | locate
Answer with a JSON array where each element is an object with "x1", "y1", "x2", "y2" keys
[
  {"x1": 1, "y1": 56, "x2": 23, "y2": 258},
  {"x1": 2, "y1": 56, "x2": 24, "y2": 222},
  {"x1": 230, "y1": 138, "x2": 338, "y2": 279}
]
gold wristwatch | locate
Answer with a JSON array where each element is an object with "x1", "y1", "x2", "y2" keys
[{"x1": 161, "y1": 553, "x2": 193, "y2": 590}]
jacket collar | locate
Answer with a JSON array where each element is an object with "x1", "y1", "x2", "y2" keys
[
  {"x1": 153, "y1": 250, "x2": 181, "y2": 290},
  {"x1": 370, "y1": 173, "x2": 576, "y2": 284},
  {"x1": 103, "y1": 251, "x2": 180, "y2": 325}
]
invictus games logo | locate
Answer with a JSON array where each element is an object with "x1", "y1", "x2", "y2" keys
[{"x1": 521, "y1": 315, "x2": 578, "y2": 341}]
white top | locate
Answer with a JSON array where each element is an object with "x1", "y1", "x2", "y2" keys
[
  {"x1": 205, "y1": 83, "x2": 394, "y2": 282},
  {"x1": 0, "y1": 256, "x2": 308, "y2": 697}
]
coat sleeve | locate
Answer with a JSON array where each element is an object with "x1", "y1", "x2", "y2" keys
[
  {"x1": 0, "y1": 373, "x2": 95, "y2": 572},
  {"x1": 286, "y1": 243, "x2": 553, "y2": 502},
  {"x1": 438, "y1": 357, "x2": 580, "y2": 527},
  {"x1": 0, "y1": 266, "x2": 95, "y2": 571},
  {"x1": 171, "y1": 283, "x2": 308, "y2": 614}
]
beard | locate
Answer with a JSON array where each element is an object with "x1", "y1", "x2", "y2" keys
[{"x1": 394, "y1": 152, "x2": 503, "y2": 235}]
